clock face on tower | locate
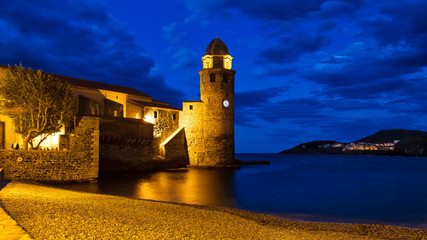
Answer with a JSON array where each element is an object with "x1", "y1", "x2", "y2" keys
[{"x1": 223, "y1": 100, "x2": 229, "y2": 107}]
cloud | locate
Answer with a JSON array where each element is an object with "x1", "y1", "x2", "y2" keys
[
  {"x1": 0, "y1": 0, "x2": 184, "y2": 105},
  {"x1": 322, "y1": 78, "x2": 408, "y2": 99},
  {"x1": 161, "y1": 22, "x2": 199, "y2": 73},
  {"x1": 183, "y1": 0, "x2": 365, "y2": 24},
  {"x1": 315, "y1": 0, "x2": 364, "y2": 19},
  {"x1": 234, "y1": 87, "x2": 283, "y2": 126},
  {"x1": 162, "y1": 22, "x2": 188, "y2": 45},
  {"x1": 233, "y1": 1, "x2": 326, "y2": 21},
  {"x1": 235, "y1": 87, "x2": 284, "y2": 107},
  {"x1": 258, "y1": 33, "x2": 331, "y2": 64},
  {"x1": 359, "y1": 1, "x2": 427, "y2": 47},
  {"x1": 183, "y1": 0, "x2": 328, "y2": 21},
  {"x1": 171, "y1": 47, "x2": 198, "y2": 70},
  {"x1": 258, "y1": 98, "x2": 329, "y2": 123},
  {"x1": 301, "y1": 40, "x2": 427, "y2": 84}
]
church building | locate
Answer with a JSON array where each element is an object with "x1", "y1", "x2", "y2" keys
[{"x1": 0, "y1": 37, "x2": 236, "y2": 169}]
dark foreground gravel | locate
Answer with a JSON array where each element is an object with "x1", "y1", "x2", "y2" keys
[{"x1": 0, "y1": 181, "x2": 426, "y2": 240}]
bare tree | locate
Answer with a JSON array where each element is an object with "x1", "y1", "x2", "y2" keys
[{"x1": 0, "y1": 65, "x2": 74, "y2": 149}]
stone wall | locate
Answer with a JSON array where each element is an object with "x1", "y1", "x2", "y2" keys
[
  {"x1": 126, "y1": 101, "x2": 143, "y2": 119},
  {"x1": 0, "y1": 116, "x2": 99, "y2": 182},
  {"x1": 99, "y1": 117, "x2": 189, "y2": 172},
  {"x1": 99, "y1": 118, "x2": 154, "y2": 172},
  {"x1": 0, "y1": 113, "x2": 190, "y2": 180},
  {"x1": 163, "y1": 128, "x2": 189, "y2": 166},
  {"x1": 144, "y1": 107, "x2": 180, "y2": 155},
  {"x1": 180, "y1": 101, "x2": 205, "y2": 165},
  {"x1": 0, "y1": 150, "x2": 97, "y2": 182}
]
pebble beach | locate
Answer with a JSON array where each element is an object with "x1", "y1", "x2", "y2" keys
[{"x1": 0, "y1": 181, "x2": 426, "y2": 240}]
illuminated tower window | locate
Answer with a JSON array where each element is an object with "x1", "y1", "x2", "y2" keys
[
  {"x1": 224, "y1": 56, "x2": 232, "y2": 69},
  {"x1": 202, "y1": 56, "x2": 213, "y2": 69}
]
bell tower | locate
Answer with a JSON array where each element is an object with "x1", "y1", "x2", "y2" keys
[
  {"x1": 179, "y1": 37, "x2": 236, "y2": 167},
  {"x1": 199, "y1": 36, "x2": 236, "y2": 166}
]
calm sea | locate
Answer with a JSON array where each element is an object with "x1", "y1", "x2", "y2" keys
[{"x1": 55, "y1": 154, "x2": 427, "y2": 229}]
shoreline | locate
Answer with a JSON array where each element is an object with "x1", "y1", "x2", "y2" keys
[
  {"x1": 1, "y1": 181, "x2": 426, "y2": 239},
  {"x1": 263, "y1": 212, "x2": 427, "y2": 230},
  {"x1": 279, "y1": 151, "x2": 427, "y2": 157}
]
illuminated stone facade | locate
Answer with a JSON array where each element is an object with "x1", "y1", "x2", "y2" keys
[
  {"x1": 180, "y1": 37, "x2": 236, "y2": 167},
  {"x1": 0, "y1": 37, "x2": 237, "y2": 175}
]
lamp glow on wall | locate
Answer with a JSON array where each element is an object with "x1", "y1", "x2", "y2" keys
[
  {"x1": 32, "y1": 132, "x2": 61, "y2": 149},
  {"x1": 143, "y1": 113, "x2": 155, "y2": 124}
]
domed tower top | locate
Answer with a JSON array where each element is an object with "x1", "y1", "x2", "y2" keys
[
  {"x1": 202, "y1": 36, "x2": 233, "y2": 70},
  {"x1": 205, "y1": 36, "x2": 229, "y2": 55}
]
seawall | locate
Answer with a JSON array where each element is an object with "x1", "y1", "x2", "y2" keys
[{"x1": 0, "y1": 116, "x2": 99, "y2": 182}]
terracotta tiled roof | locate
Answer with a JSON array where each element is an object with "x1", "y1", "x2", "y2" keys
[
  {"x1": 130, "y1": 99, "x2": 180, "y2": 111},
  {"x1": 58, "y1": 75, "x2": 152, "y2": 99},
  {"x1": 0, "y1": 64, "x2": 152, "y2": 99}
]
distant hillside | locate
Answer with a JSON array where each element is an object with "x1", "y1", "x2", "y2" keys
[
  {"x1": 355, "y1": 129, "x2": 427, "y2": 143},
  {"x1": 280, "y1": 141, "x2": 344, "y2": 154},
  {"x1": 395, "y1": 135, "x2": 427, "y2": 156},
  {"x1": 280, "y1": 129, "x2": 427, "y2": 156}
]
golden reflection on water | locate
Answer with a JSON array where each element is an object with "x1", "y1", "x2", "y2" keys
[{"x1": 134, "y1": 169, "x2": 236, "y2": 206}]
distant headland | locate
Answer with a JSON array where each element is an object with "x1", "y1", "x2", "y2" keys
[{"x1": 280, "y1": 129, "x2": 427, "y2": 156}]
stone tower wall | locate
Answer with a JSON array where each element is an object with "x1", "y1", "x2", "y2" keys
[
  {"x1": 199, "y1": 68, "x2": 236, "y2": 166},
  {"x1": 179, "y1": 101, "x2": 204, "y2": 165}
]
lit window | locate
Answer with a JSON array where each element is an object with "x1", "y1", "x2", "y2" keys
[{"x1": 223, "y1": 55, "x2": 233, "y2": 69}]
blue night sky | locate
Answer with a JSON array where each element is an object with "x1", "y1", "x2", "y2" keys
[{"x1": 1, "y1": 0, "x2": 427, "y2": 153}]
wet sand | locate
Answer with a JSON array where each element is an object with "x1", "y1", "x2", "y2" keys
[{"x1": 0, "y1": 181, "x2": 426, "y2": 239}]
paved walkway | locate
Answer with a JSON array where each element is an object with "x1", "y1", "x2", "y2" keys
[
  {"x1": 0, "y1": 200, "x2": 33, "y2": 240},
  {"x1": 0, "y1": 180, "x2": 32, "y2": 240}
]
